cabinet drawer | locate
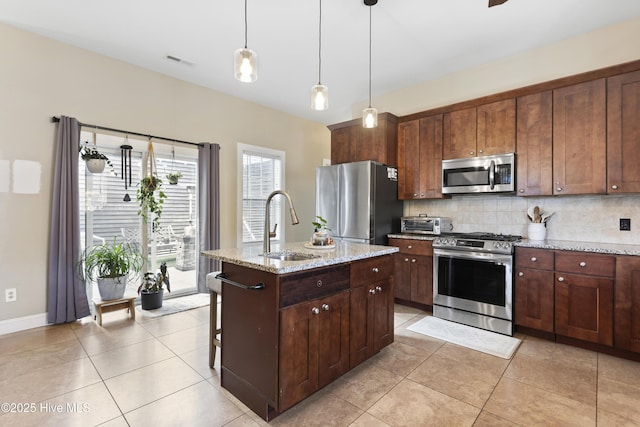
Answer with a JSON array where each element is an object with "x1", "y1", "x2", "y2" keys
[
  {"x1": 555, "y1": 251, "x2": 615, "y2": 278},
  {"x1": 515, "y1": 247, "x2": 554, "y2": 270},
  {"x1": 350, "y1": 255, "x2": 394, "y2": 288},
  {"x1": 388, "y1": 238, "x2": 433, "y2": 256},
  {"x1": 280, "y1": 265, "x2": 350, "y2": 308}
]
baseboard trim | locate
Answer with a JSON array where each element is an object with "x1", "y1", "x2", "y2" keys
[{"x1": 0, "y1": 312, "x2": 48, "y2": 336}]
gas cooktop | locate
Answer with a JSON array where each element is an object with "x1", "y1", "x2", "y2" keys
[{"x1": 439, "y1": 232, "x2": 522, "y2": 242}]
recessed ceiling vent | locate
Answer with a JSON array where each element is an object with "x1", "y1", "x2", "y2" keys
[{"x1": 165, "y1": 55, "x2": 194, "y2": 66}]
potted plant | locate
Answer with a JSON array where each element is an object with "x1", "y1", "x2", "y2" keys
[
  {"x1": 166, "y1": 171, "x2": 182, "y2": 185},
  {"x1": 137, "y1": 175, "x2": 167, "y2": 231},
  {"x1": 138, "y1": 262, "x2": 171, "y2": 309},
  {"x1": 311, "y1": 215, "x2": 333, "y2": 246},
  {"x1": 79, "y1": 142, "x2": 115, "y2": 175},
  {"x1": 79, "y1": 238, "x2": 143, "y2": 301}
]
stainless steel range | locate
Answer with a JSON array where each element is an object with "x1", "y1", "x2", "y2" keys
[{"x1": 432, "y1": 232, "x2": 521, "y2": 336}]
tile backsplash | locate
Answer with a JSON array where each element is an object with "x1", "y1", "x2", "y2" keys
[{"x1": 405, "y1": 194, "x2": 640, "y2": 245}]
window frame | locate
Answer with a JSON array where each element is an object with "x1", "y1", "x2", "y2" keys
[{"x1": 237, "y1": 143, "x2": 286, "y2": 248}]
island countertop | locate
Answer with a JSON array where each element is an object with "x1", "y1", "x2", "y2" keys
[{"x1": 201, "y1": 241, "x2": 398, "y2": 274}]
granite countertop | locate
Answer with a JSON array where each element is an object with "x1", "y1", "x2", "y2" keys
[
  {"x1": 388, "y1": 233, "x2": 640, "y2": 256},
  {"x1": 515, "y1": 239, "x2": 640, "y2": 256},
  {"x1": 201, "y1": 241, "x2": 398, "y2": 274}
]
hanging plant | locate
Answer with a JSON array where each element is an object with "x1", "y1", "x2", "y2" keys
[
  {"x1": 79, "y1": 134, "x2": 115, "y2": 175},
  {"x1": 137, "y1": 139, "x2": 166, "y2": 231},
  {"x1": 165, "y1": 148, "x2": 181, "y2": 184}
]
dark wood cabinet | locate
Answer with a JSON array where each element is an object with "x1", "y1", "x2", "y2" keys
[
  {"x1": 614, "y1": 256, "x2": 640, "y2": 352},
  {"x1": 397, "y1": 115, "x2": 446, "y2": 200},
  {"x1": 516, "y1": 91, "x2": 553, "y2": 196},
  {"x1": 552, "y1": 79, "x2": 607, "y2": 195},
  {"x1": 477, "y1": 99, "x2": 516, "y2": 156},
  {"x1": 443, "y1": 107, "x2": 476, "y2": 160},
  {"x1": 443, "y1": 100, "x2": 515, "y2": 160},
  {"x1": 279, "y1": 290, "x2": 350, "y2": 411},
  {"x1": 388, "y1": 238, "x2": 433, "y2": 307},
  {"x1": 328, "y1": 113, "x2": 398, "y2": 166},
  {"x1": 514, "y1": 248, "x2": 555, "y2": 332},
  {"x1": 554, "y1": 251, "x2": 614, "y2": 346},
  {"x1": 607, "y1": 70, "x2": 640, "y2": 194},
  {"x1": 349, "y1": 255, "x2": 394, "y2": 368}
]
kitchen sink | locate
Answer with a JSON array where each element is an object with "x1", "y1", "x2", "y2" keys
[{"x1": 262, "y1": 251, "x2": 320, "y2": 261}]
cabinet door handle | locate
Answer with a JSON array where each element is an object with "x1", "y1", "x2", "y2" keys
[
  {"x1": 557, "y1": 277, "x2": 565, "y2": 282},
  {"x1": 579, "y1": 261, "x2": 586, "y2": 267},
  {"x1": 469, "y1": 150, "x2": 475, "y2": 155},
  {"x1": 413, "y1": 193, "x2": 418, "y2": 197},
  {"x1": 611, "y1": 185, "x2": 619, "y2": 190},
  {"x1": 478, "y1": 149, "x2": 484, "y2": 154},
  {"x1": 372, "y1": 267, "x2": 379, "y2": 273},
  {"x1": 404, "y1": 258, "x2": 409, "y2": 262},
  {"x1": 556, "y1": 187, "x2": 563, "y2": 192},
  {"x1": 316, "y1": 280, "x2": 323, "y2": 287},
  {"x1": 311, "y1": 307, "x2": 320, "y2": 315},
  {"x1": 407, "y1": 245, "x2": 412, "y2": 249},
  {"x1": 376, "y1": 286, "x2": 383, "y2": 292},
  {"x1": 518, "y1": 272, "x2": 524, "y2": 277},
  {"x1": 369, "y1": 289, "x2": 376, "y2": 295},
  {"x1": 530, "y1": 257, "x2": 537, "y2": 262},
  {"x1": 322, "y1": 304, "x2": 330, "y2": 311},
  {"x1": 411, "y1": 259, "x2": 416, "y2": 263},
  {"x1": 519, "y1": 189, "x2": 525, "y2": 193}
]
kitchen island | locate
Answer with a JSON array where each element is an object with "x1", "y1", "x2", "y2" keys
[{"x1": 201, "y1": 241, "x2": 398, "y2": 421}]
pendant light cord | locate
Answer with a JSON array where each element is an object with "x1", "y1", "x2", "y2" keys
[
  {"x1": 318, "y1": 0, "x2": 322, "y2": 84},
  {"x1": 244, "y1": 0, "x2": 248, "y2": 48},
  {"x1": 368, "y1": 4, "x2": 372, "y2": 108}
]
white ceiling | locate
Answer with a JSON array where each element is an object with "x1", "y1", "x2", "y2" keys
[{"x1": 2, "y1": 0, "x2": 640, "y2": 125}]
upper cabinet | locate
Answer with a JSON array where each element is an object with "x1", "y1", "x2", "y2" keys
[
  {"x1": 397, "y1": 115, "x2": 446, "y2": 200},
  {"x1": 552, "y1": 79, "x2": 607, "y2": 195},
  {"x1": 328, "y1": 113, "x2": 398, "y2": 166},
  {"x1": 516, "y1": 91, "x2": 553, "y2": 196},
  {"x1": 607, "y1": 70, "x2": 640, "y2": 193},
  {"x1": 443, "y1": 99, "x2": 515, "y2": 160}
]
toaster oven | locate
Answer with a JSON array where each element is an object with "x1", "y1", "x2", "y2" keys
[{"x1": 401, "y1": 216, "x2": 452, "y2": 235}]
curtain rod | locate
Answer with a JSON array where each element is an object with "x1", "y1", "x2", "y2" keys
[{"x1": 51, "y1": 116, "x2": 204, "y2": 148}]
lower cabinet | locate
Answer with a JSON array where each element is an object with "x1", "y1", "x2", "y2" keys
[
  {"x1": 615, "y1": 256, "x2": 640, "y2": 352},
  {"x1": 349, "y1": 256, "x2": 395, "y2": 368},
  {"x1": 279, "y1": 290, "x2": 350, "y2": 411},
  {"x1": 388, "y1": 238, "x2": 433, "y2": 306},
  {"x1": 554, "y1": 251, "x2": 614, "y2": 346},
  {"x1": 514, "y1": 248, "x2": 555, "y2": 332}
]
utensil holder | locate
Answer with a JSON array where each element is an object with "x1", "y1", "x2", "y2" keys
[{"x1": 528, "y1": 223, "x2": 546, "y2": 241}]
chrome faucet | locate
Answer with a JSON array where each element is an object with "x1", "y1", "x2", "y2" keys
[{"x1": 264, "y1": 190, "x2": 299, "y2": 253}]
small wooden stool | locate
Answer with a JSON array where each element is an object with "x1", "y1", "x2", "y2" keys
[
  {"x1": 207, "y1": 271, "x2": 222, "y2": 367},
  {"x1": 94, "y1": 297, "x2": 136, "y2": 326}
]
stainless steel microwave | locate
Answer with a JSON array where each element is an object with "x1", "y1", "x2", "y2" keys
[{"x1": 442, "y1": 153, "x2": 515, "y2": 194}]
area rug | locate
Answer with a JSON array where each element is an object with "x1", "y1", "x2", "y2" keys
[
  {"x1": 407, "y1": 316, "x2": 521, "y2": 359},
  {"x1": 136, "y1": 293, "x2": 210, "y2": 318}
]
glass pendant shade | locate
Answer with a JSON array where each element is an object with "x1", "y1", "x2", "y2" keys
[
  {"x1": 311, "y1": 84, "x2": 329, "y2": 110},
  {"x1": 362, "y1": 107, "x2": 378, "y2": 128},
  {"x1": 234, "y1": 48, "x2": 257, "y2": 82}
]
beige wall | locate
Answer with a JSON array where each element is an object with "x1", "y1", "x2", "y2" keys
[{"x1": 0, "y1": 23, "x2": 330, "y2": 324}]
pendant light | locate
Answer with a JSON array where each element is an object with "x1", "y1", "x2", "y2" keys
[
  {"x1": 310, "y1": 0, "x2": 328, "y2": 110},
  {"x1": 362, "y1": 0, "x2": 378, "y2": 128},
  {"x1": 234, "y1": 0, "x2": 257, "y2": 82}
]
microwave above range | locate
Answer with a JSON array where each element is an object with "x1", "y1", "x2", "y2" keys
[
  {"x1": 442, "y1": 153, "x2": 515, "y2": 194},
  {"x1": 401, "y1": 216, "x2": 452, "y2": 235}
]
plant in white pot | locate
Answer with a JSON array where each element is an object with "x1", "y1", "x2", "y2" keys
[
  {"x1": 79, "y1": 238, "x2": 143, "y2": 301},
  {"x1": 311, "y1": 215, "x2": 333, "y2": 246},
  {"x1": 138, "y1": 262, "x2": 171, "y2": 310},
  {"x1": 79, "y1": 142, "x2": 115, "y2": 175}
]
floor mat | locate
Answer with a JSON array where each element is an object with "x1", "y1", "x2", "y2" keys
[
  {"x1": 136, "y1": 293, "x2": 210, "y2": 318},
  {"x1": 407, "y1": 316, "x2": 521, "y2": 359}
]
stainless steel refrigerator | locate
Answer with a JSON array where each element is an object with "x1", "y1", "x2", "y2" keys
[{"x1": 315, "y1": 161, "x2": 403, "y2": 245}]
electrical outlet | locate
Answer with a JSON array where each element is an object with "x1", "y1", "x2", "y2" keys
[
  {"x1": 5, "y1": 288, "x2": 17, "y2": 302},
  {"x1": 620, "y1": 218, "x2": 631, "y2": 231}
]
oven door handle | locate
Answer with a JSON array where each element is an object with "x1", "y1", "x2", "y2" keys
[{"x1": 433, "y1": 248, "x2": 512, "y2": 264}]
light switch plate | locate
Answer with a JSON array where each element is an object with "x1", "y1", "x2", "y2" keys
[{"x1": 5, "y1": 288, "x2": 16, "y2": 302}]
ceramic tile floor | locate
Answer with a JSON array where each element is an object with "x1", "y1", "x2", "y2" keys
[{"x1": 2, "y1": 303, "x2": 640, "y2": 426}]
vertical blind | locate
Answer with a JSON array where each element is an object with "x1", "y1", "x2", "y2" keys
[{"x1": 242, "y1": 150, "x2": 282, "y2": 244}]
